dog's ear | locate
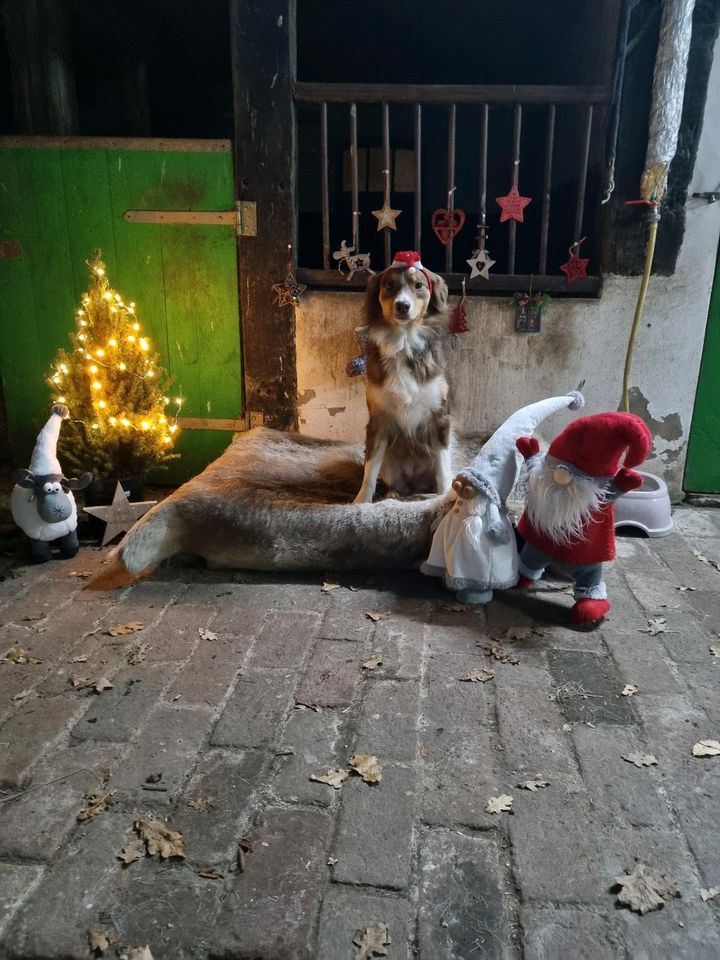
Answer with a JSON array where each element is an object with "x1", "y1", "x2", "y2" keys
[
  {"x1": 426, "y1": 272, "x2": 449, "y2": 315},
  {"x1": 363, "y1": 271, "x2": 383, "y2": 322}
]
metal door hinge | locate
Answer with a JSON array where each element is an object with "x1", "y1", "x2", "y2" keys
[
  {"x1": 124, "y1": 201, "x2": 257, "y2": 236},
  {"x1": 177, "y1": 411, "x2": 264, "y2": 432}
]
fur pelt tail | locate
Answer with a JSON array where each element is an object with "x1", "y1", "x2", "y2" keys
[{"x1": 84, "y1": 503, "x2": 182, "y2": 590}]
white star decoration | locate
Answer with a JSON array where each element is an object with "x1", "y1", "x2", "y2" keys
[
  {"x1": 84, "y1": 482, "x2": 157, "y2": 547},
  {"x1": 466, "y1": 248, "x2": 496, "y2": 280},
  {"x1": 371, "y1": 201, "x2": 402, "y2": 231}
]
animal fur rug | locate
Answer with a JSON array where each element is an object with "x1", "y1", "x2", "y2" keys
[{"x1": 87, "y1": 428, "x2": 463, "y2": 589}]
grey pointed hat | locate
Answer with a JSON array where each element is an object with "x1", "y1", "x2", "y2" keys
[{"x1": 456, "y1": 391, "x2": 585, "y2": 503}]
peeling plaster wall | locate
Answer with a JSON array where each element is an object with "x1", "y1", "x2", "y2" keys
[{"x1": 295, "y1": 38, "x2": 720, "y2": 502}]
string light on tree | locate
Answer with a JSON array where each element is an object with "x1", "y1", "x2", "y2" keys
[{"x1": 47, "y1": 250, "x2": 180, "y2": 478}]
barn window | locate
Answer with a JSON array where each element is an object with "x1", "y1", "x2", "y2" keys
[{"x1": 295, "y1": 0, "x2": 625, "y2": 297}]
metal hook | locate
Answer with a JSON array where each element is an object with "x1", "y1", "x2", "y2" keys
[{"x1": 570, "y1": 237, "x2": 586, "y2": 258}]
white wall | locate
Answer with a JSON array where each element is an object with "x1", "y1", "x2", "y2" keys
[{"x1": 296, "y1": 36, "x2": 720, "y2": 501}]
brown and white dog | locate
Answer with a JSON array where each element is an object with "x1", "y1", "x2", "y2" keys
[{"x1": 353, "y1": 251, "x2": 452, "y2": 504}]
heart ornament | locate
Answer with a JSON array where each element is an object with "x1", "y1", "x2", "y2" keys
[{"x1": 431, "y1": 208, "x2": 466, "y2": 246}]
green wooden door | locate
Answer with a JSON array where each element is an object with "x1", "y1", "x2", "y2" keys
[
  {"x1": 685, "y1": 242, "x2": 720, "y2": 493},
  {"x1": 0, "y1": 137, "x2": 243, "y2": 483}
]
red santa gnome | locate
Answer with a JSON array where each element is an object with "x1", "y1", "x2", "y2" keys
[{"x1": 516, "y1": 412, "x2": 652, "y2": 624}]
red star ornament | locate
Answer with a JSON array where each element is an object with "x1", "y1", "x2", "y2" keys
[
  {"x1": 496, "y1": 185, "x2": 532, "y2": 223},
  {"x1": 560, "y1": 253, "x2": 590, "y2": 283}
]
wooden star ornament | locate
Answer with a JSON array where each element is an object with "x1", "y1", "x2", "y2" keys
[
  {"x1": 496, "y1": 185, "x2": 532, "y2": 223},
  {"x1": 84, "y1": 482, "x2": 157, "y2": 547},
  {"x1": 466, "y1": 248, "x2": 496, "y2": 280},
  {"x1": 272, "y1": 273, "x2": 307, "y2": 306},
  {"x1": 372, "y1": 201, "x2": 401, "y2": 231}
]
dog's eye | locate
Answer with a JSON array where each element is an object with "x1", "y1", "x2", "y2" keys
[
  {"x1": 415, "y1": 282, "x2": 424, "y2": 290},
  {"x1": 384, "y1": 281, "x2": 393, "y2": 291}
]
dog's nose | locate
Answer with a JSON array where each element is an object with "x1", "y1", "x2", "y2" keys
[{"x1": 395, "y1": 300, "x2": 410, "y2": 316}]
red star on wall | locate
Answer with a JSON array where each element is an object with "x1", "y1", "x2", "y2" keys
[
  {"x1": 496, "y1": 185, "x2": 532, "y2": 223},
  {"x1": 560, "y1": 253, "x2": 590, "y2": 283}
]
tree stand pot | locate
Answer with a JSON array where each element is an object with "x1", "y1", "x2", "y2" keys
[{"x1": 81, "y1": 474, "x2": 146, "y2": 540}]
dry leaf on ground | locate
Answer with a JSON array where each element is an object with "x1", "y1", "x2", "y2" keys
[
  {"x1": 127, "y1": 643, "x2": 147, "y2": 665},
  {"x1": 459, "y1": 667, "x2": 495, "y2": 683},
  {"x1": 77, "y1": 790, "x2": 116, "y2": 823},
  {"x1": 693, "y1": 549, "x2": 720, "y2": 571},
  {"x1": 198, "y1": 627, "x2": 218, "y2": 641},
  {"x1": 349, "y1": 754, "x2": 382, "y2": 784},
  {"x1": 69, "y1": 676, "x2": 113, "y2": 693},
  {"x1": 622, "y1": 752, "x2": 658, "y2": 768},
  {"x1": 366, "y1": 611, "x2": 389, "y2": 622},
  {"x1": 710, "y1": 645, "x2": 720, "y2": 658},
  {"x1": 353, "y1": 923, "x2": 391, "y2": 959},
  {"x1": 614, "y1": 862, "x2": 680, "y2": 914},
  {"x1": 486, "y1": 794, "x2": 513, "y2": 814},
  {"x1": 518, "y1": 776, "x2": 550, "y2": 792},
  {"x1": 692, "y1": 739, "x2": 720, "y2": 757},
  {"x1": 363, "y1": 656, "x2": 383, "y2": 670},
  {"x1": 321, "y1": 581, "x2": 341, "y2": 593},
  {"x1": 440, "y1": 602, "x2": 470, "y2": 612},
  {"x1": 640, "y1": 617, "x2": 667, "y2": 636},
  {"x1": 93, "y1": 677, "x2": 113, "y2": 693},
  {"x1": 310, "y1": 768, "x2": 350, "y2": 790},
  {"x1": 107, "y1": 622, "x2": 144, "y2": 637},
  {"x1": 485, "y1": 642, "x2": 519, "y2": 665},
  {"x1": 12, "y1": 687, "x2": 33, "y2": 702},
  {"x1": 701, "y1": 886, "x2": 720, "y2": 902},
  {"x1": 502, "y1": 626, "x2": 534, "y2": 641},
  {"x1": 197, "y1": 866, "x2": 224, "y2": 880},
  {"x1": 2, "y1": 646, "x2": 42, "y2": 665},
  {"x1": 118, "y1": 949, "x2": 154, "y2": 960},
  {"x1": 187, "y1": 796, "x2": 216, "y2": 813},
  {"x1": 117, "y1": 838, "x2": 145, "y2": 865},
  {"x1": 134, "y1": 819, "x2": 185, "y2": 859},
  {"x1": 676, "y1": 585, "x2": 696, "y2": 592},
  {"x1": 622, "y1": 684, "x2": 639, "y2": 697},
  {"x1": 72, "y1": 654, "x2": 89, "y2": 663},
  {"x1": 87, "y1": 927, "x2": 119, "y2": 954}
]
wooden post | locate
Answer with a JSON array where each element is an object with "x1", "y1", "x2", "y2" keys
[{"x1": 230, "y1": 0, "x2": 298, "y2": 430}]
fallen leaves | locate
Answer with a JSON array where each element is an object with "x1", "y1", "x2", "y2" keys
[
  {"x1": 310, "y1": 768, "x2": 350, "y2": 790},
  {"x1": 87, "y1": 927, "x2": 119, "y2": 954},
  {"x1": 107, "y1": 622, "x2": 144, "y2": 637},
  {"x1": 366, "y1": 611, "x2": 389, "y2": 623},
  {"x1": 440, "y1": 602, "x2": 470, "y2": 612},
  {"x1": 198, "y1": 627, "x2": 218, "y2": 641},
  {"x1": 701, "y1": 886, "x2": 720, "y2": 902},
  {"x1": 485, "y1": 642, "x2": 519, "y2": 666},
  {"x1": 486, "y1": 794, "x2": 513, "y2": 814},
  {"x1": 117, "y1": 839, "x2": 145, "y2": 865},
  {"x1": 310, "y1": 754, "x2": 382, "y2": 790},
  {"x1": 622, "y1": 752, "x2": 658, "y2": 768},
  {"x1": 458, "y1": 667, "x2": 495, "y2": 683},
  {"x1": 187, "y1": 796, "x2": 216, "y2": 814},
  {"x1": 2, "y1": 646, "x2": 42, "y2": 665},
  {"x1": 69, "y1": 676, "x2": 114, "y2": 693},
  {"x1": 517, "y1": 775, "x2": 550, "y2": 792},
  {"x1": 197, "y1": 866, "x2": 224, "y2": 880},
  {"x1": 118, "y1": 949, "x2": 154, "y2": 960},
  {"x1": 692, "y1": 739, "x2": 720, "y2": 757},
  {"x1": 126, "y1": 643, "x2": 147, "y2": 665},
  {"x1": 640, "y1": 617, "x2": 667, "y2": 636},
  {"x1": 693, "y1": 548, "x2": 720, "y2": 571},
  {"x1": 622, "y1": 684, "x2": 639, "y2": 697},
  {"x1": 321, "y1": 580, "x2": 341, "y2": 593},
  {"x1": 77, "y1": 790, "x2": 116, "y2": 823},
  {"x1": 353, "y1": 923, "x2": 391, "y2": 959},
  {"x1": 614, "y1": 862, "x2": 680, "y2": 914},
  {"x1": 11, "y1": 687, "x2": 33, "y2": 702},
  {"x1": 710, "y1": 645, "x2": 720, "y2": 658},
  {"x1": 676, "y1": 585, "x2": 696, "y2": 592},
  {"x1": 363, "y1": 656, "x2": 383, "y2": 671},
  {"x1": 118, "y1": 820, "x2": 185, "y2": 863}
]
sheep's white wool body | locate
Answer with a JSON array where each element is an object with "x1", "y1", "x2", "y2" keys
[{"x1": 11, "y1": 486, "x2": 78, "y2": 540}]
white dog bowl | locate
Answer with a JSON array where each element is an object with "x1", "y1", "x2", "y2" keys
[{"x1": 614, "y1": 470, "x2": 673, "y2": 537}]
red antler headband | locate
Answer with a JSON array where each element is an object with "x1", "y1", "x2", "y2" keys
[{"x1": 390, "y1": 250, "x2": 433, "y2": 296}]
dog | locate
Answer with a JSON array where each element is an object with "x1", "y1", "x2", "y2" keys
[{"x1": 353, "y1": 251, "x2": 452, "y2": 504}]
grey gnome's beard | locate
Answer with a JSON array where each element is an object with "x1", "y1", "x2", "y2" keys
[{"x1": 525, "y1": 454, "x2": 607, "y2": 545}]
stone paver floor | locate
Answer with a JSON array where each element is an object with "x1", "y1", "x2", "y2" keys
[{"x1": 1, "y1": 506, "x2": 720, "y2": 958}]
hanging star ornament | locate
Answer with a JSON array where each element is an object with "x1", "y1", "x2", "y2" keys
[
  {"x1": 560, "y1": 248, "x2": 590, "y2": 283},
  {"x1": 84, "y1": 482, "x2": 157, "y2": 547},
  {"x1": 496, "y1": 185, "x2": 532, "y2": 223},
  {"x1": 466, "y1": 248, "x2": 496, "y2": 280},
  {"x1": 371, "y1": 201, "x2": 402, "y2": 231},
  {"x1": 272, "y1": 273, "x2": 307, "y2": 307}
]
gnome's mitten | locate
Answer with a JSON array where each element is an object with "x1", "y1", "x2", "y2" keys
[
  {"x1": 516, "y1": 436, "x2": 540, "y2": 460},
  {"x1": 486, "y1": 502, "x2": 511, "y2": 545},
  {"x1": 613, "y1": 467, "x2": 644, "y2": 493}
]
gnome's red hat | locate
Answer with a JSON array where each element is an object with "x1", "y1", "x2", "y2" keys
[{"x1": 548, "y1": 412, "x2": 652, "y2": 478}]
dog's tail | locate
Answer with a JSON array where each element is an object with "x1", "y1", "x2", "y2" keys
[{"x1": 85, "y1": 502, "x2": 183, "y2": 590}]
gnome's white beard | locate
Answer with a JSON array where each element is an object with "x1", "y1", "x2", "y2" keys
[{"x1": 525, "y1": 455, "x2": 607, "y2": 545}]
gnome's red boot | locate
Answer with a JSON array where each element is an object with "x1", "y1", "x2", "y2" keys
[
  {"x1": 517, "y1": 575, "x2": 535, "y2": 589},
  {"x1": 571, "y1": 598, "x2": 611, "y2": 624}
]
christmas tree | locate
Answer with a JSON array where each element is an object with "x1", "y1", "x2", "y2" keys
[{"x1": 48, "y1": 251, "x2": 180, "y2": 478}]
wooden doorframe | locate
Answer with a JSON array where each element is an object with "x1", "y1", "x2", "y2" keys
[{"x1": 230, "y1": 0, "x2": 298, "y2": 431}]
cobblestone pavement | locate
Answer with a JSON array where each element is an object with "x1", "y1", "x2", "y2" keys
[{"x1": 1, "y1": 507, "x2": 720, "y2": 959}]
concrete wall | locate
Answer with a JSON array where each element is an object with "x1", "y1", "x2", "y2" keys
[{"x1": 295, "y1": 37, "x2": 720, "y2": 502}]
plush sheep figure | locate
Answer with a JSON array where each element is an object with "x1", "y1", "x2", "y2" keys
[{"x1": 11, "y1": 404, "x2": 92, "y2": 563}]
